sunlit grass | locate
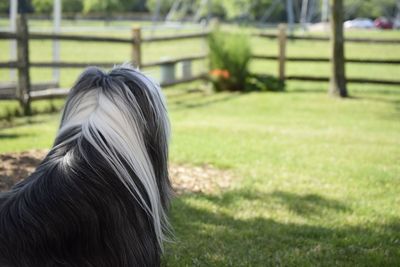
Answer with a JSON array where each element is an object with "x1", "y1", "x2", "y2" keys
[
  {"x1": 164, "y1": 86, "x2": 400, "y2": 266},
  {"x1": 0, "y1": 82, "x2": 399, "y2": 267}
]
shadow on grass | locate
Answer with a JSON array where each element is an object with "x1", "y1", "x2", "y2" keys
[
  {"x1": 347, "y1": 94, "x2": 400, "y2": 116},
  {"x1": 286, "y1": 88, "x2": 326, "y2": 94},
  {"x1": 287, "y1": 86, "x2": 400, "y2": 115},
  {"x1": 287, "y1": 84, "x2": 400, "y2": 97},
  {"x1": 0, "y1": 99, "x2": 63, "y2": 128},
  {"x1": 0, "y1": 115, "x2": 53, "y2": 130},
  {"x1": 268, "y1": 191, "x2": 350, "y2": 217},
  {"x1": 0, "y1": 133, "x2": 32, "y2": 139},
  {"x1": 350, "y1": 88, "x2": 400, "y2": 96},
  {"x1": 164, "y1": 189, "x2": 399, "y2": 266},
  {"x1": 168, "y1": 92, "x2": 243, "y2": 111},
  {"x1": 360, "y1": 97, "x2": 400, "y2": 113}
]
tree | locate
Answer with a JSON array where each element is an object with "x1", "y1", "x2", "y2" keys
[
  {"x1": 83, "y1": 0, "x2": 120, "y2": 13},
  {"x1": 146, "y1": 0, "x2": 175, "y2": 16},
  {"x1": 0, "y1": 1, "x2": 9, "y2": 14},
  {"x1": 250, "y1": 0, "x2": 286, "y2": 22},
  {"x1": 32, "y1": 0, "x2": 53, "y2": 14},
  {"x1": 63, "y1": 0, "x2": 83, "y2": 14},
  {"x1": 344, "y1": 0, "x2": 397, "y2": 19},
  {"x1": 329, "y1": 0, "x2": 347, "y2": 97},
  {"x1": 83, "y1": 0, "x2": 138, "y2": 23}
]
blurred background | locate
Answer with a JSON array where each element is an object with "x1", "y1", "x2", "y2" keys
[{"x1": 0, "y1": 0, "x2": 399, "y2": 266}]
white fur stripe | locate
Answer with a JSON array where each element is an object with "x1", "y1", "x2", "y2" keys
[{"x1": 58, "y1": 66, "x2": 170, "y2": 248}]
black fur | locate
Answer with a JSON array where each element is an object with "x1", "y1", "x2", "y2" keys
[{"x1": 0, "y1": 66, "x2": 172, "y2": 267}]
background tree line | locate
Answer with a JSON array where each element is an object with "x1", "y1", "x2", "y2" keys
[{"x1": 0, "y1": 0, "x2": 398, "y2": 21}]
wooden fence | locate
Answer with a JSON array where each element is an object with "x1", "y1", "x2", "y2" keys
[
  {"x1": 1, "y1": 17, "x2": 400, "y2": 115},
  {"x1": 0, "y1": 14, "x2": 208, "y2": 114},
  {"x1": 253, "y1": 24, "x2": 400, "y2": 86}
]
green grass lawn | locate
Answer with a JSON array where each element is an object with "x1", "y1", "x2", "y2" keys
[
  {"x1": 165, "y1": 84, "x2": 400, "y2": 266},
  {"x1": 0, "y1": 20, "x2": 400, "y2": 266},
  {"x1": 0, "y1": 82, "x2": 399, "y2": 266}
]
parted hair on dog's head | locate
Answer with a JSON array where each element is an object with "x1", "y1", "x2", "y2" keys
[{"x1": 0, "y1": 65, "x2": 173, "y2": 267}]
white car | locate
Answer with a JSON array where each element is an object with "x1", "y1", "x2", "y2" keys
[
  {"x1": 344, "y1": 18, "x2": 375, "y2": 29},
  {"x1": 394, "y1": 19, "x2": 400, "y2": 29}
]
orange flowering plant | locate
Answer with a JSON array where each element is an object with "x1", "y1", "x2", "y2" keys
[
  {"x1": 208, "y1": 29, "x2": 285, "y2": 92},
  {"x1": 209, "y1": 69, "x2": 230, "y2": 80},
  {"x1": 208, "y1": 30, "x2": 251, "y2": 91}
]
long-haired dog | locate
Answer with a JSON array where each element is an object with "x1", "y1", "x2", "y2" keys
[{"x1": 0, "y1": 65, "x2": 173, "y2": 266}]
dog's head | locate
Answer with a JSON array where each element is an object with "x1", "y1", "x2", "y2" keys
[{"x1": 56, "y1": 65, "x2": 172, "y2": 247}]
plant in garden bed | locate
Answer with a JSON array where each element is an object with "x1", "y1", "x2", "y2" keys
[
  {"x1": 247, "y1": 74, "x2": 284, "y2": 92},
  {"x1": 208, "y1": 29, "x2": 284, "y2": 92},
  {"x1": 208, "y1": 29, "x2": 251, "y2": 91}
]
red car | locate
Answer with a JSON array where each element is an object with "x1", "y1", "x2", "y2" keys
[{"x1": 374, "y1": 17, "x2": 393, "y2": 29}]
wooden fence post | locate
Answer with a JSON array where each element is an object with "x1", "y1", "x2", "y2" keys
[
  {"x1": 132, "y1": 27, "x2": 142, "y2": 68},
  {"x1": 16, "y1": 13, "x2": 31, "y2": 116},
  {"x1": 278, "y1": 24, "x2": 287, "y2": 83},
  {"x1": 329, "y1": 0, "x2": 347, "y2": 97}
]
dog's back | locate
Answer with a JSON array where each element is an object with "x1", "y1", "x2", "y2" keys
[{"x1": 0, "y1": 65, "x2": 172, "y2": 267}]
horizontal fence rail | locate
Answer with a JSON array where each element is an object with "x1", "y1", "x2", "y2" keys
[
  {"x1": 0, "y1": 31, "x2": 134, "y2": 42},
  {"x1": 0, "y1": 54, "x2": 207, "y2": 70},
  {"x1": 1, "y1": 73, "x2": 209, "y2": 101},
  {"x1": 29, "y1": 88, "x2": 70, "y2": 100},
  {"x1": 0, "y1": 61, "x2": 19, "y2": 68},
  {"x1": 29, "y1": 33, "x2": 133, "y2": 43},
  {"x1": 159, "y1": 73, "x2": 208, "y2": 87},
  {"x1": 31, "y1": 62, "x2": 116, "y2": 68},
  {"x1": 0, "y1": 81, "x2": 58, "y2": 91},
  {"x1": 0, "y1": 31, "x2": 209, "y2": 43},
  {"x1": 142, "y1": 31, "x2": 209, "y2": 43},
  {"x1": 0, "y1": 32, "x2": 17, "y2": 39},
  {"x1": 141, "y1": 54, "x2": 207, "y2": 68},
  {"x1": 254, "y1": 32, "x2": 400, "y2": 44},
  {"x1": 286, "y1": 75, "x2": 400, "y2": 85},
  {"x1": 252, "y1": 55, "x2": 400, "y2": 64}
]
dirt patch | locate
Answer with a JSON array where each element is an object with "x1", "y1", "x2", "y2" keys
[
  {"x1": 170, "y1": 163, "x2": 232, "y2": 194},
  {"x1": 0, "y1": 150, "x2": 232, "y2": 194},
  {"x1": 0, "y1": 150, "x2": 48, "y2": 191}
]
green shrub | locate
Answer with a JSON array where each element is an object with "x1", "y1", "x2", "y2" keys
[
  {"x1": 32, "y1": 0, "x2": 53, "y2": 14},
  {"x1": 246, "y1": 74, "x2": 284, "y2": 92},
  {"x1": 208, "y1": 30, "x2": 251, "y2": 92},
  {"x1": 146, "y1": 0, "x2": 175, "y2": 16},
  {"x1": 195, "y1": 0, "x2": 226, "y2": 21},
  {"x1": 83, "y1": 0, "x2": 119, "y2": 14},
  {"x1": 0, "y1": 1, "x2": 9, "y2": 14},
  {"x1": 63, "y1": 0, "x2": 83, "y2": 14},
  {"x1": 208, "y1": 30, "x2": 284, "y2": 92}
]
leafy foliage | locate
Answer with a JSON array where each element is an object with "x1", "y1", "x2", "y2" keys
[
  {"x1": 345, "y1": 0, "x2": 398, "y2": 19},
  {"x1": 1, "y1": 0, "x2": 397, "y2": 20},
  {"x1": 146, "y1": 0, "x2": 175, "y2": 16},
  {"x1": 247, "y1": 74, "x2": 284, "y2": 92},
  {"x1": 208, "y1": 30, "x2": 251, "y2": 91},
  {"x1": 83, "y1": 0, "x2": 120, "y2": 14},
  {"x1": 63, "y1": 0, "x2": 84, "y2": 13},
  {"x1": 0, "y1": 1, "x2": 9, "y2": 14},
  {"x1": 208, "y1": 30, "x2": 283, "y2": 92},
  {"x1": 32, "y1": 0, "x2": 53, "y2": 14}
]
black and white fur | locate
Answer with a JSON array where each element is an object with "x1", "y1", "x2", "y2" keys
[{"x1": 0, "y1": 65, "x2": 173, "y2": 267}]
